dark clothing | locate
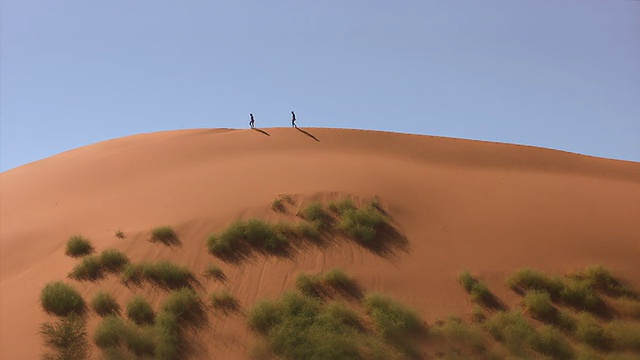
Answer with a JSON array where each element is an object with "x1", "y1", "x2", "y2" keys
[
  {"x1": 249, "y1": 114, "x2": 255, "y2": 128},
  {"x1": 291, "y1": 111, "x2": 297, "y2": 128}
]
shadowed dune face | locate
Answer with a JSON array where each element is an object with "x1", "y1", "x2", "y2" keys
[{"x1": 1, "y1": 128, "x2": 639, "y2": 359}]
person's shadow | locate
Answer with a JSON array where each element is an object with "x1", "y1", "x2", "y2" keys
[
  {"x1": 252, "y1": 128, "x2": 270, "y2": 136},
  {"x1": 295, "y1": 127, "x2": 319, "y2": 142}
]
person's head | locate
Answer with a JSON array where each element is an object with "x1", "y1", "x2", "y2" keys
[
  {"x1": 250, "y1": 113, "x2": 253, "y2": 116},
  {"x1": 291, "y1": 111, "x2": 294, "y2": 114}
]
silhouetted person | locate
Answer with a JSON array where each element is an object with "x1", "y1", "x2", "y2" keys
[
  {"x1": 249, "y1": 113, "x2": 255, "y2": 128},
  {"x1": 291, "y1": 111, "x2": 297, "y2": 128}
]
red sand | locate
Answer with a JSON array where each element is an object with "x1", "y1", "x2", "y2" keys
[{"x1": 1, "y1": 128, "x2": 639, "y2": 358}]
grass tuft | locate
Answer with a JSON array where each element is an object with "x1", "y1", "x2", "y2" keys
[
  {"x1": 575, "y1": 312, "x2": 608, "y2": 349},
  {"x1": 338, "y1": 205, "x2": 387, "y2": 245},
  {"x1": 484, "y1": 311, "x2": 535, "y2": 355},
  {"x1": 99, "y1": 249, "x2": 129, "y2": 273},
  {"x1": 530, "y1": 325, "x2": 574, "y2": 359},
  {"x1": 39, "y1": 315, "x2": 89, "y2": 360},
  {"x1": 40, "y1": 281, "x2": 86, "y2": 317},
  {"x1": 121, "y1": 261, "x2": 195, "y2": 290},
  {"x1": 210, "y1": 291, "x2": 240, "y2": 314},
  {"x1": 301, "y1": 202, "x2": 332, "y2": 227},
  {"x1": 362, "y1": 292, "x2": 424, "y2": 340},
  {"x1": 126, "y1": 296, "x2": 155, "y2": 325},
  {"x1": 507, "y1": 268, "x2": 565, "y2": 299},
  {"x1": 295, "y1": 273, "x2": 324, "y2": 298},
  {"x1": 206, "y1": 219, "x2": 289, "y2": 259},
  {"x1": 150, "y1": 226, "x2": 180, "y2": 247},
  {"x1": 91, "y1": 291, "x2": 120, "y2": 317},
  {"x1": 560, "y1": 280, "x2": 605, "y2": 314},
  {"x1": 161, "y1": 288, "x2": 206, "y2": 326},
  {"x1": 65, "y1": 235, "x2": 94, "y2": 258},
  {"x1": 203, "y1": 264, "x2": 226, "y2": 281},
  {"x1": 523, "y1": 290, "x2": 556, "y2": 321},
  {"x1": 93, "y1": 315, "x2": 127, "y2": 348},
  {"x1": 271, "y1": 198, "x2": 286, "y2": 213},
  {"x1": 68, "y1": 255, "x2": 104, "y2": 281},
  {"x1": 328, "y1": 198, "x2": 357, "y2": 215},
  {"x1": 571, "y1": 265, "x2": 637, "y2": 298}
]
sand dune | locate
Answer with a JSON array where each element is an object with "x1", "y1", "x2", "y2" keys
[{"x1": 1, "y1": 127, "x2": 639, "y2": 359}]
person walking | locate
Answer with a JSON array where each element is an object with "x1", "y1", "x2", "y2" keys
[
  {"x1": 249, "y1": 113, "x2": 255, "y2": 129},
  {"x1": 291, "y1": 111, "x2": 297, "y2": 128}
]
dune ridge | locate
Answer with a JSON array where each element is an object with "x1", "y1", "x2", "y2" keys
[{"x1": 1, "y1": 127, "x2": 639, "y2": 359}]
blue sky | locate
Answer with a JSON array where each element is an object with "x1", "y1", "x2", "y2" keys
[{"x1": 2, "y1": 1, "x2": 639, "y2": 171}]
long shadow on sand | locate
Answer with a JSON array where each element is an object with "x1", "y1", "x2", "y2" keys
[
  {"x1": 252, "y1": 128, "x2": 270, "y2": 136},
  {"x1": 296, "y1": 127, "x2": 319, "y2": 142}
]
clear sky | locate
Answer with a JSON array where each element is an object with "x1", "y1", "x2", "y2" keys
[{"x1": 1, "y1": 1, "x2": 639, "y2": 171}]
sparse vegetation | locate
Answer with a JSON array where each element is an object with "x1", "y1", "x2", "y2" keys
[
  {"x1": 91, "y1": 291, "x2": 120, "y2": 317},
  {"x1": 271, "y1": 198, "x2": 286, "y2": 213},
  {"x1": 68, "y1": 255, "x2": 104, "y2": 281},
  {"x1": 570, "y1": 265, "x2": 637, "y2": 299},
  {"x1": 295, "y1": 269, "x2": 362, "y2": 299},
  {"x1": 485, "y1": 311, "x2": 535, "y2": 355},
  {"x1": 458, "y1": 271, "x2": 498, "y2": 307},
  {"x1": 203, "y1": 264, "x2": 226, "y2": 281},
  {"x1": 432, "y1": 316, "x2": 485, "y2": 354},
  {"x1": 295, "y1": 273, "x2": 324, "y2": 297},
  {"x1": 301, "y1": 201, "x2": 332, "y2": 226},
  {"x1": 150, "y1": 226, "x2": 180, "y2": 247},
  {"x1": 328, "y1": 198, "x2": 356, "y2": 215},
  {"x1": 126, "y1": 296, "x2": 155, "y2": 325},
  {"x1": 210, "y1": 291, "x2": 240, "y2": 314},
  {"x1": 94, "y1": 315, "x2": 127, "y2": 348},
  {"x1": 99, "y1": 249, "x2": 129, "y2": 272},
  {"x1": 530, "y1": 325, "x2": 574, "y2": 359},
  {"x1": 40, "y1": 315, "x2": 89, "y2": 360},
  {"x1": 65, "y1": 235, "x2": 94, "y2": 258},
  {"x1": 121, "y1": 261, "x2": 195, "y2": 290},
  {"x1": 507, "y1": 268, "x2": 565, "y2": 299},
  {"x1": 575, "y1": 312, "x2": 608, "y2": 349},
  {"x1": 206, "y1": 219, "x2": 289, "y2": 259},
  {"x1": 524, "y1": 290, "x2": 556, "y2": 321},
  {"x1": 362, "y1": 292, "x2": 424, "y2": 341},
  {"x1": 161, "y1": 288, "x2": 206, "y2": 325},
  {"x1": 605, "y1": 320, "x2": 640, "y2": 351},
  {"x1": 338, "y1": 204, "x2": 387, "y2": 245},
  {"x1": 40, "y1": 281, "x2": 86, "y2": 316},
  {"x1": 560, "y1": 279, "x2": 605, "y2": 313}
]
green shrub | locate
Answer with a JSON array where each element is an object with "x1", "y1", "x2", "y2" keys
[
  {"x1": 613, "y1": 297, "x2": 640, "y2": 319},
  {"x1": 485, "y1": 311, "x2": 535, "y2": 355},
  {"x1": 530, "y1": 325, "x2": 574, "y2": 359},
  {"x1": 338, "y1": 206, "x2": 387, "y2": 244},
  {"x1": 605, "y1": 320, "x2": 640, "y2": 351},
  {"x1": 301, "y1": 202, "x2": 331, "y2": 225},
  {"x1": 295, "y1": 273, "x2": 324, "y2": 298},
  {"x1": 247, "y1": 298, "x2": 282, "y2": 334},
  {"x1": 210, "y1": 291, "x2": 240, "y2": 314},
  {"x1": 68, "y1": 255, "x2": 104, "y2": 281},
  {"x1": 323, "y1": 301, "x2": 362, "y2": 329},
  {"x1": 206, "y1": 219, "x2": 289, "y2": 258},
  {"x1": 575, "y1": 312, "x2": 608, "y2": 349},
  {"x1": 271, "y1": 198, "x2": 286, "y2": 213},
  {"x1": 40, "y1": 281, "x2": 86, "y2": 316},
  {"x1": 39, "y1": 315, "x2": 89, "y2": 360},
  {"x1": 433, "y1": 317, "x2": 485, "y2": 353},
  {"x1": 507, "y1": 268, "x2": 564, "y2": 299},
  {"x1": 150, "y1": 226, "x2": 179, "y2": 246},
  {"x1": 328, "y1": 198, "x2": 356, "y2": 215},
  {"x1": 94, "y1": 315, "x2": 127, "y2": 348},
  {"x1": 470, "y1": 305, "x2": 486, "y2": 323},
  {"x1": 65, "y1": 235, "x2": 94, "y2": 258},
  {"x1": 155, "y1": 312, "x2": 181, "y2": 360},
  {"x1": 122, "y1": 325, "x2": 156, "y2": 357},
  {"x1": 161, "y1": 288, "x2": 205, "y2": 325},
  {"x1": 362, "y1": 292, "x2": 423, "y2": 340},
  {"x1": 126, "y1": 296, "x2": 155, "y2": 325},
  {"x1": 121, "y1": 261, "x2": 195, "y2": 290},
  {"x1": 571, "y1": 265, "x2": 636, "y2": 298},
  {"x1": 560, "y1": 280, "x2": 604, "y2": 313},
  {"x1": 323, "y1": 268, "x2": 359, "y2": 296},
  {"x1": 91, "y1": 291, "x2": 120, "y2": 317},
  {"x1": 459, "y1": 271, "x2": 475, "y2": 293},
  {"x1": 99, "y1": 249, "x2": 129, "y2": 273},
  {"x1": 203, "y1": 264, "x2": 225, "y2": 281},
  {"x1": 523, "y1": 290, "x2": 556, "y2": 320},
  {"x1": 470, "y1": 282, "x2": 493, "y2": 304},
  {"x1": 244, "y1": 219, "x2": 288, "y2": 251}
]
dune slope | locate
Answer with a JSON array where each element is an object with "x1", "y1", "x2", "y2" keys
[{"x1": 1, "y1": 127, "x2": 639, "y2": 359}]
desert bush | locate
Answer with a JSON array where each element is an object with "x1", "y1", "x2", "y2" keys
[
  {"x1": 40, "y1": 281, "x2": 86, "y2": 316},
  {"x1": 247, "y1": 291, "x2": 395, "y2": 359},
  {"x1": 121, "y1": 261, "x2": 195, "y2": 290},
  {"x1": 161, "y1": 288, "x2": 205, "y2": 325},
  {"x1": 470, "y1": 282, "x2": 493, "y2": 304},
  {"x1": 68, "y1": 255, "x2": 104, "y2": 281},
  {"x1": 560, "y1": 280, "x2": 604, "y2": 313},
  {"x1": 575, "y1": 312, "x2": 608, "y2": 349},
  {"x1": 524, "y1": 290, "x2": 556, "y2": 321},
  {"x1": 65, "y1": 235, "x2": 94, "y2": 258},
  {"x1": 605, "y1": 320, "x2": 640, "y2": 351},
  {"x1": 94, "y1": 315, "x2": 127, "y2": 348},
  {"x1": 323, "y1": 301, "x2": 362, "y2": 329},
  {"x1": 323, "y1": 268, "x2": 360, "y2": 296},
  {"x1": 203, "y1": 264, "x2": 225, "y2": 281},
  {"x1": 122, "y1": 325, "x2": 156, "y2": 357},
  {"x1": 459, "y1": 271, "x2": 475, "y2": 293},
  {"x1": 530, "y1": 325, "x2": 574, "y2": 359},
  {"x1": 210, "y1": 291, "x2": 240, "y2": 314},
  {"x1": 271, "y1": 198, "x2": 286, "y2": 213},
  {"x1": 363, "y1": 292, "x2": 423, "y2": 340},
  {"x1": 301, "y1": 202, "x2": 332, "y2": 226},
  {"x1": 155, "y1": 312, "x2": 181, "y2": 360},
  {"x1": 126, "y1": 296, "x2": 155, "y2": 325},
  {"x1": 612, "y1": 297, "x2": 640, "y2": 319},
  {"x1": 338, "y1": 205, "x2": 387, "y2": 245},
  {"x1": 328, "y1": 198, "x2": 356, "y2": 215},
  {"x1": 507, "y1": 268, "x2": 565, "y2": 299},
  {"x1": 571, "y1": 265, "x2": 636, "y2": 298},
  {"x1": 206, "y1": 219, "x2": 289, "y2": 258},
  {"x1": 433, "y1": 317, "x2": 485, "y2": 353},
  {"x1": 470, "y1": 305, "x2": 486, "y2": 323},
  {"x1": 295, "y1": 273, "x2": 324, "y2": 298},
  {"x1": 150, "y1": 226, "x2": 179, "y2": 246},
  {"x1": 99, "y1": 249, "x2": 129, "y2": 273},
  {"x1": 485, "y1": 311, "x2": 535, "y2": 355},
  {"x1": 91, "y1": 291, "x2": 120, "y2": 317},
  {"x1": 39, "y1": 315, "x2": 89, "y2": 360}
]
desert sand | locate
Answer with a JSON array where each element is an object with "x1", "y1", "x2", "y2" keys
[{"x1": 1, "y1": 127, "x2": 639, "y2": 359}]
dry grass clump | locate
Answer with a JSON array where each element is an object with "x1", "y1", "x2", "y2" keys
[
  {"x1": 40, "y1": 281, "x2": 86, "y2": 317},
  {"x1": 161, "y1": 288, "x2": 206, "y2": 326},
  {"x1": 295, "y1": 268, "x2": 362, "y2": 299},
  {"x1": 39, "y1": 315, "x2": 89, "y2": 360},
  {"x1": 68, "y1": 249, "x2": 130, "y2": 281},
  {"x1": 126, "y1": 296, "x2": 155, "y2": 325},
  {"x1": 150, "y1": 226, "x2": 180, "y2": 247},
  {"x1": 65, "y1": 235, "x2": 95, "y2": 258},
  {"x1": 206, "y1": 219, "x2": 289, "y2": 259},
  {"x1": 203, "y1": 264, "x2": 226, "y2": 281},
  {"x1": 121, "y1": 261, "x2": 196, "y2": 290},
  {"x1": 91, "y1": 291, "x2": 120, "y2": 317},
  {"x1": 507, "y1": 268, "x2": 565, "y2": 299}
]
